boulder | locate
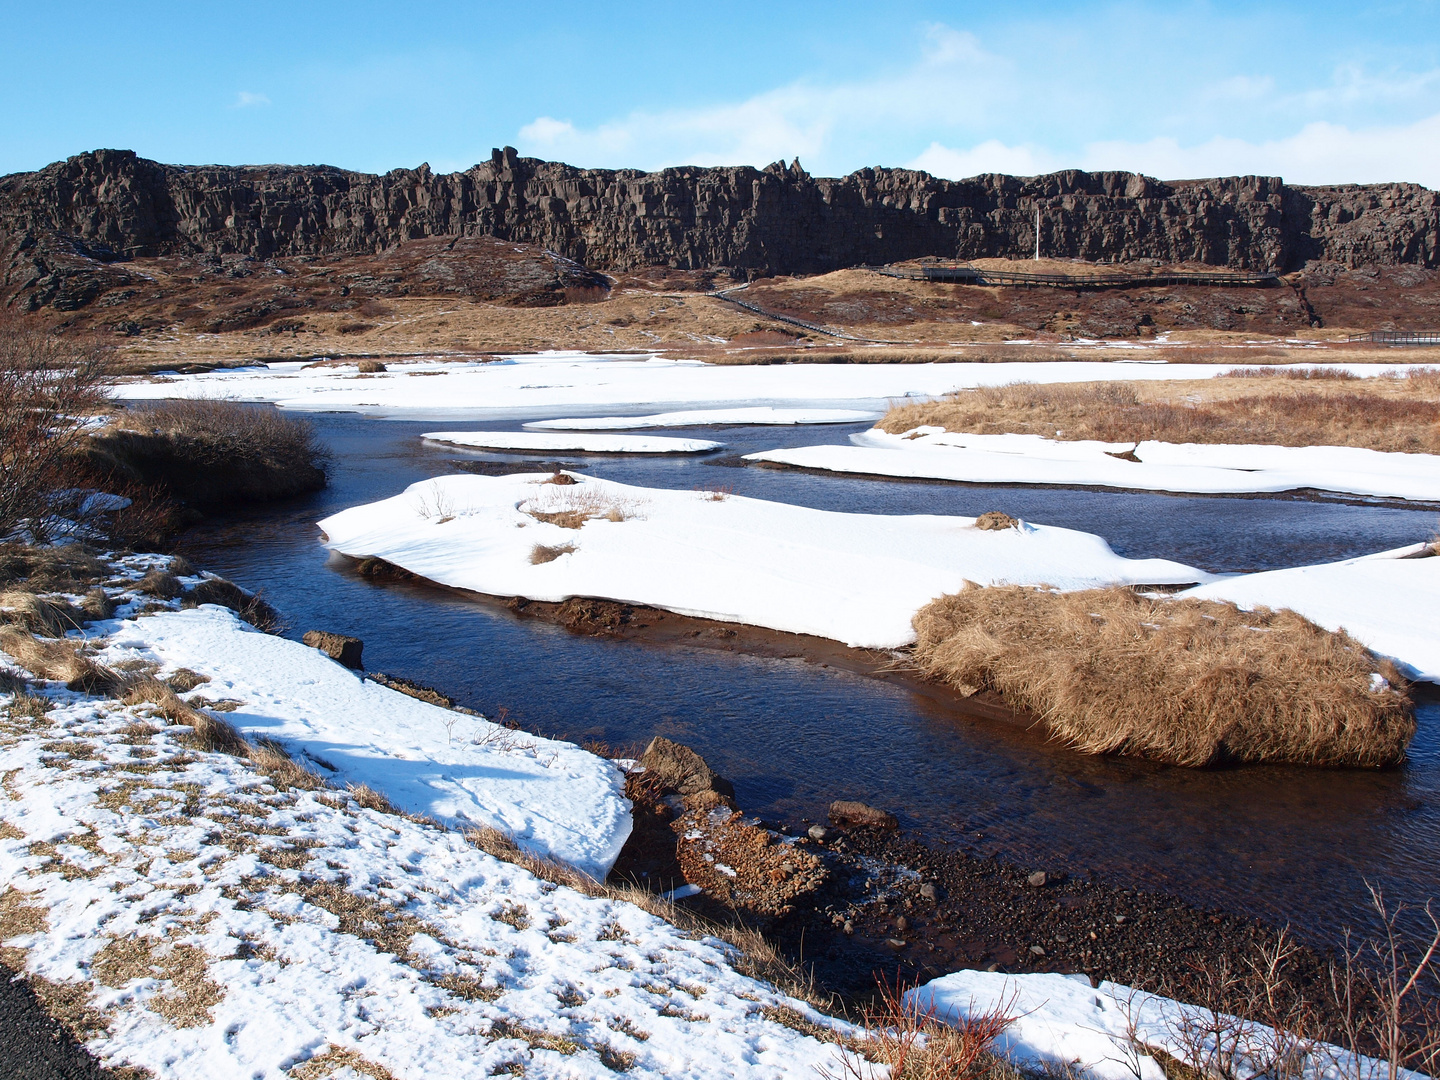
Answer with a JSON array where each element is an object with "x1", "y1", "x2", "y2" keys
[
  {"x1": 302, "y1": 630, "x2": 364, "y2": 670},
  {"x1": 637, "y1": 737, "x2": 735, "y2": 799},
  {"x1": 828, "y1": 799, "x2": 899, "y2": 831}
]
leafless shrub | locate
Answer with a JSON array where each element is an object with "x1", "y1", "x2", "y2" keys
[
  {"x1": 912, "y1": 584, "x2": 1416, "y2": 766},
  {"x1": 820, "y1": 974, "x2": 1017, "y2": 1080},
  {"x1": 0, "y1": 321, "x2": 112, "y2": 542},
  {"x1": 412, "y1": 480, "x2": 456, "y2": 523}
]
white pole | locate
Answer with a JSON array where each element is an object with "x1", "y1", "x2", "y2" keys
[{"x1": 1034, "y1": 204, "x2": 1041, "y2": 261}]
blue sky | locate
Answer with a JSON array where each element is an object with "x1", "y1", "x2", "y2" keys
[{"x1": 4, "y1": 0, "x2": 1439, "y2": 185}]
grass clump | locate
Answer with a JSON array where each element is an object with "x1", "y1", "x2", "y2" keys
[
  {"x1": 83, "y1": 398, "x2": 328, "y2": 511},
  {"x1": 881, "y1": 377, "x2": 1440, "y2": 454},
  {"x1": 529, "y1": 543, "x2": 576, "y2": 564},
  {"x1": 911, "y1": 584, "x2": 1415, "y2": 767}
]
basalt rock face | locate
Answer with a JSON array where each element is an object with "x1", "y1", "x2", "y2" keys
[{"x1": 2, "y1": 148, "x2": 1438, "y2": 285}]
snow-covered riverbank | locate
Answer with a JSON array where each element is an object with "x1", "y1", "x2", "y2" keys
[
  {"x1": 747, "y1": 426, "x2": 1440, "y2": 502},
  {"x1": 318, "y1": 472, "x2": 1211, "y2": 650}
]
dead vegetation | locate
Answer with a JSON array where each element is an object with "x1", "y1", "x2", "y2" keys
[
  {"x1": 972, "y1": 512, "x2": 1019, "y2": 532},
  {"x1": 880, "y1": 372, "x2": 1440, "y2": 453},
  {"x1": 523, "y1": 486, "x2": 639, "y2": 530},
  {"x1": 0, "y1": 319, "x2": 112, "y2": 543},
  {"x1": 80, "y1": 398, "x2": 328, "y2": 513},
  {"x1": 911, "y1": 584, "x2": 1416, "y2": 767},
  {"x1": 530, "y1": 542, "x2": 576, "y2": 564}
]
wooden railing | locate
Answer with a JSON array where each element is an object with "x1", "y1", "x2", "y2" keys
[
  {"x1": 865, "y1": 264, "x2": 1281, "y2": 289},
  {"x1": 1347, "y1": 330, "x2": 1440, "y2": 345}
]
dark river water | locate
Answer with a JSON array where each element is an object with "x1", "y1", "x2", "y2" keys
[{"x1": 177, "y1": 410, "x2": 1440, "y2": 948}]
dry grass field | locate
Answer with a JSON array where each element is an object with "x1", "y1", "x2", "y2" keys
[
  {"x1": 879, "y1": 369, "x2": 1440, "y2": 453},
  {"x1": 19, "y1": 236, "x2": 1440, "y2": 368},
  {"x1": 911, "y1": 584, "x2": 1417, "y2": 767}
]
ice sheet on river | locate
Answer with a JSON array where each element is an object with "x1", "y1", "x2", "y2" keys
[
  {"x1": 524, "y1": 406, "x2": 880, "y2": 429},
  {"x1": 94, "y1": 606, "x2": 632, "y2": 877},
  {"x1": 317, "y1": 473, "x2": 1212, "y2": 650},
  {"x1": 745, "y1": 426, "x2": 1440, "y2": 502},
  {"x1": 1185, "y1": 543, "x2": 1440, "y2": 682},
  {"x1": 110, "y1": 350, "x2": 1432, "y2": 420},
  {"x1": 422, "y1": 430, "x2": 723, "y2": 453}
]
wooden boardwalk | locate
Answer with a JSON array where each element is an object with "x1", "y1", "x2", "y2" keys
[
  {"x1": 1347, "y1": 330, "x2": 1440, "y2": 345},
  {"x1": 866, "y1": 264, "x2": 1281, "y2": 289}
]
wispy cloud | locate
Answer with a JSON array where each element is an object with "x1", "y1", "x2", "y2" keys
[
  {"x1": 233, "y1": 91, "x2": 271, "y2": 108},
  {"x1": 512, "y1": 20, "x2": 1440, "y2": 186}
]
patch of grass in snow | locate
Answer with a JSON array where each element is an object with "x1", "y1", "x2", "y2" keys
[
  {"x1": 529, "y1": 542, "x2": 576, "y2": 564},
  {"x1": 288, "y1": 1045, "x2": 399, "y2": 1080},
  {"x1": 523, "y1": 484, "x2": 641, "y2": 529},
  {"x1": 91, "y1": 934, "x2": 224, "y2": 1029},
  {"x1": 913, "y1": 584, "x2": 1416, "y2": 767}
]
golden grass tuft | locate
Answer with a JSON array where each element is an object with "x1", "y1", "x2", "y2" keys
[
  {"x1": 530, "y1": 542, "x2": 577, "y2": 564},
  {"x1": 880, "y1": 378, "x2": 1440, "y2": 454},
  {"x1": 0, "y1": 590, "x2": 87, "y2": 637},
  {"x1": 911, "y1": 585, "x2": 1416, "y2": 767},
  {"x1": 122, "y1": 677, "x2": 251, "y2": 756},
  {"x1": 0, "y1": 627, "x2": 126, "y2": 696},
  {"x1": 91, "y1": 934, "x2": 224, "y2": 1029}
]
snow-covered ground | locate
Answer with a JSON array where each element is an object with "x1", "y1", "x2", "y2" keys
[
  {"x1": 909, "y1": 970, "x2": 1414, "y2": 1080},
  {"x1": 93, "y1": 605, "x2": 632, "y2": 877},
  {"x1": 747, "y1": 427, "x2": 1440, "y2": 502},
  {"x1": 1185, "y1": 543, "x2": 1440, "y2": 682},
  {"x1": 317, "y1": 472, "x2": 1211, "y2": 650},
  {"x1": 422, "y1": 430, "x2": 723, "y2": 454},
  {"x1": 524, "y1": 406, "x2": 881, "y2": 429},
  {"x1": 110, "y1": 351, "x2": 1433, "y2": 421},
  {"x1": 0, "y1": 673, "x2": 850, "y2": 1078}
]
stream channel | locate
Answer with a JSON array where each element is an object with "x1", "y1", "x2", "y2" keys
[{"x1": 176, "y1": 409, "x2": 1440, "y2": 950}]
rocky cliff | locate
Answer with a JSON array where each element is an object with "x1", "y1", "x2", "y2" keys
[{"x1": 2, "y1": 148, "x2": 1438, "y2": 284}]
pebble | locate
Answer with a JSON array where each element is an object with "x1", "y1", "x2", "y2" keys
[
  {"x1": 807, "y1": 825, "x2": 832, "y2": 842},
  {"x1": 919, "y1": 882, "x2": 941, "y2": 902},
  {"x1": 1030, "y1": 945, "x2": 1046, "y2": 956},
  {"x1": 843, "y1": 920, "x2": 854, "y2": 935},
  {"x1": 1027, "y1": 871, "x2": 1049, "y2": 888},
  {"x1": 887, "y1": 938, "x2": 907, "y2": 949},
  {"x1": 1114, "y1": 914, "x2": 1128, "y2": 924},
  {"x1": 895, "y1": 916, "x2": 909, "y2": 932}
]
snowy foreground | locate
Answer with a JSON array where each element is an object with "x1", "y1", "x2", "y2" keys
[
  {"x1": 525, "y1": 406, "x2": 881, "y2": 429},
  {"x1": 111, "y1": 351, "x2": 1431, "y2": 420},
  {"x1": 422, "y1": 430, "x2": 724, "y2": 454},
  {"x1": 909, "y1": 971, "x2": 1415, "y2": 1080},
  {"x1": 747, "y1": 427, "x2": 1440, "y2": 502},
  {"x1": 0, "y1": 680, "x2": 850, "y2": 1078},
  {"x1": 95, "y1": 604, "x2": 632, "y2": 877},
  {"x1": 1186, "y1": 543, "x2": 1440, "y2": 682},
  {"x1": 318, "y1": 473, "x2": 1210, "y2": 650}
]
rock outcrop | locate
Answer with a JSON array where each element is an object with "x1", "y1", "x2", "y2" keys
[{"x1": 2, "y1": 149, "x2": 1437, "y2": 292}]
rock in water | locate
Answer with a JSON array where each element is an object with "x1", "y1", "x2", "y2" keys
[
  {"x1": 302, "y1": 630, "x2": 364, "y2": 670},
  {"x1": 638, "y1": 737, "x2": 735, "y2": 799},
  {"x1": 828, "y1": 800, "x2": 899, "y2": 831}
]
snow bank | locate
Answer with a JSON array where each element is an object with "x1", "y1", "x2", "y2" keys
[
  {"x1": 110, "y1": 351, "x2": 1432, "y2": 420},
  {"x1": 93, "y1": 606, "x2": 632, "y2": 877},
  {"x1": 524, "y1": 406, "x2": 880, "y2": 429},
  {"x1": 317, "y1": 473, "x2": 1211, "y2": 650},
  {"x1": 746, "y1": 427, "x2": 1440, "y2": 502},
  {"x1": 908, "y1": 970, "x2": 1414, "y2": 1080},
  {"x1": 1184, "y1": 544, "x2": 1440, "y2": 682},
  {"x1": 0, "y1": 689, "x2": 849, "y2": 1079},
  {"x1": 422, "y1": 430, "x2": 723, "y2": 453}
]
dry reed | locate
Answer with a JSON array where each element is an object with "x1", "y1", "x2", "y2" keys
[
  {"x1": 911, "y1": 585, "x2": 1415, "y2": 767},
  {"x1": 881, "y1": 378, "x2": 1440, "y2": 454}
]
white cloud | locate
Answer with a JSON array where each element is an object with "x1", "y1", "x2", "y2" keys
[
  {"x1": 510, "y1": 21, "x2": 1440, "y2": 187},
  {"x1": 1081, "y1": 113, "x2": 1440, "y2": 187},
  {"x1": 234, "y1": 91, "x2": 271, "y2": 108},
  {"x1": 908, "y1": 140, "x2": 1062, "y2": 179}
]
